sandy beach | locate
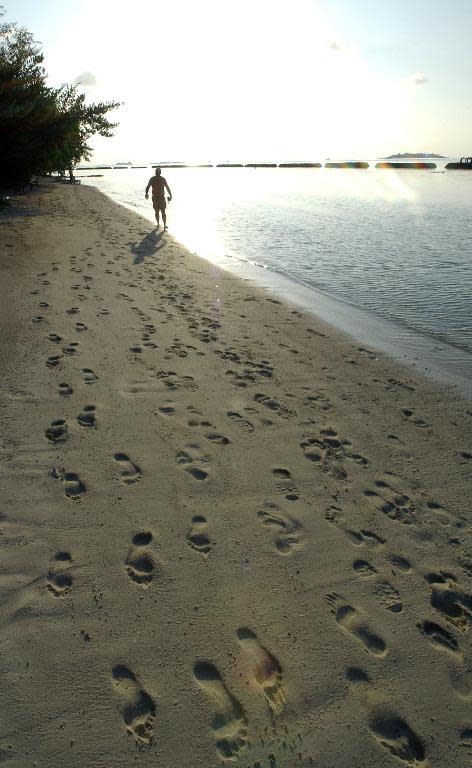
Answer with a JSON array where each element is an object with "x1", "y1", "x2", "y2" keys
[{"x1": 1, "y1": 180, "x2": 472, "y2": 768}]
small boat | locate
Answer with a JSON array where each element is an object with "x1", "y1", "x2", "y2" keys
[
  {"x1": 445, "y1": 156, "x2": 472, "y2": 170},
  {"x1": 244, "y1": 163, "x2": 278, "y2": 168},
  {"x1": 216, "y1": 163, "x2": 243, "y2": 168}
]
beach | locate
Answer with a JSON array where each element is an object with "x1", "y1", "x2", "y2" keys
[{"x1": 1, "y1": 180, "x2": 472, "y2": 767}]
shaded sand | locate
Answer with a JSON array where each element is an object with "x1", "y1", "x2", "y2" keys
[{"x1": 1, "y1": 180, "x2": 472, "y2": 767}]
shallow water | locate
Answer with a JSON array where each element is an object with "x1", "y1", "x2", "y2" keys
[{"x1": 82, "y1": 164, "x2": 472, "y2": 390}]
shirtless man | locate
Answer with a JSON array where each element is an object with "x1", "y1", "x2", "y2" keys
[{"x1": 145, "y1": 167, "x2": 172, "y2": 229}]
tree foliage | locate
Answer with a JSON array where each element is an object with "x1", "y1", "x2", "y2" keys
[{"x1": 0, "y1": 6, "x2": 120, "y2": 190}]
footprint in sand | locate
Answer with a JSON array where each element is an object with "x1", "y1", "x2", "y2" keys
[
  {"x1": 114, "y1": 453, "x2": 141, "y2": 484},
  {"x1": 254, "y1": 392, "x2": 294, "y2": 419},
  {"x1": 374, "y1": 581, "x2": 403, "y2": 613},
  {"x1": 424, "y1": 571, "x2": 472, "y2": 630},
  {"x1": 347, "y1": 668, "x2": 426, "y2": 765},
  {"x1": 257, "y1": 503, "x2": 303, "y2": 554},
  {"x1": 75, "y1": 322, "x2": 87, "y2": 332},
  {"x1": 214, "y1": 348, "x2": 241, "y2": 363},
  {"x1": 45, "y1": 419, "x2": 68, "y2": 443},
  {"x1": 46, "y1": 552, "x2": 73, "y2": 597},
  {"x1": 205, "y1": 433, "x2": 230, "y2": 446},
  {"x1": 450, "y1": 660, "x2": 472, "y2": 701},
  {"x1": 176, "y1": 444, "x2": 209, "y2": 481},
  {"x1": 157, "y1": 403, "x2": 175, "y2": 416},
  {"x1": 301, "y1": 428, "x2": 368, "y2": 474},
  {"x1": 324, "y1": 593, "x2": 386, "y2": 656},
  {"x1": 62, "y1": 342, "x2": 79, "y2": 356},
  {"x1": 226, "y1": 411, "x2": 254, "y2": 433},
  {"x1": 271, "y1": 468, "x2": 299, "y2": 500},
  {"x1": 460, "y1": 729, "x2": 472, "y2": 761},
  {"x1": 62, "y1": 472, "x2": 86, "y2": 499},
  {"x1": 82, "y1": 368, "x2": 98, "y2": 384},
  {"x1": 157, "y1": 370, "x2": 197, "y2": 392},
  {"x1": 236, "y1": 627, "x2": 286, "y2": 716},
  {"x1": 352, "y1": 562, "x2": 402, "y2": 611},
  {"x1": 353, "y1": 559, "x2": 378, "y2": 578},
  {"x1": 302, "y1": 391, "x2": 332, "y2": 412},
  {"x1": 364, "y1": 480, "x2": 416, "y2": 525},
  {"x1": 418, "y1": 619, "x2": 463, "y2": 660},
  {"x1": 369, "y1": 708, "x2": 426, "y2": 765},
  {"x1": 224, "y1": 369, "x2": 252, "y2": 388},
  {"x1": 389, "y1": 554, "x2": 412, "y2": 572},
  {"x1": 345, "y1": 528, "x2": 386, "y2": 548},
  {"x1": 58, "y1": 383, "x2": 73, "y2": 397},
  {"x1": 49, "y1": 333, "x2": 62, "y2": 343},
  {"x1": 111, "y1": 665, "x2": 155, "y2": 744},
  {"x1": 46, "y1": 354, "x2": 62, "y2": 368},
  {"x1": 125, "y1": 532, "x2": 154, "y2": 587},
  {"x1": 401, "y1": 407, "x2": 429, "y2": 428},
  {"x1": 77, "y1": 405, "x2": 96, "y2": 428},
  {"x1": 193, "y1": 661, "x2": 248, "y2": 760},
  {"x1": 186, "y1": 515, "x2": 211, "y2": 556}
]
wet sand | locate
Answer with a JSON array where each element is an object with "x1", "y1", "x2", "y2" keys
[{"x1": 1, "y1": 180, "x2": 472, "y2": 768}]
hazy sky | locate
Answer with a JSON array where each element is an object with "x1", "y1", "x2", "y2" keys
[{"x1": 5, "y1": 0, "x2": 472, "y2": 161}]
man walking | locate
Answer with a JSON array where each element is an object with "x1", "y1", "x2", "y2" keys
[{"x1": 145, "y1": 167, "x2": 172, "y2": 229}]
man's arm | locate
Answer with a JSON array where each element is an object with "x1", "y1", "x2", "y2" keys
[
  {"x1": 164, "y1": 180, "x2": 172, "y2": 200},
  {"x1": 145, "y1": 178, "x2": 152, "y2": 198}
]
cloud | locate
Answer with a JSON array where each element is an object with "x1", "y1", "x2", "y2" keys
[
  {"x1": 411, "y1": 72, "x2": 428, "y2": 86},
  {"x1": 73, "y1": 70, "x2": 97, "y2": 86}
]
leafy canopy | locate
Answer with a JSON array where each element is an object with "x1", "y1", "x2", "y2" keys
[{"x1": 0, "y1": 5, "x2": 120, "y2": 189}]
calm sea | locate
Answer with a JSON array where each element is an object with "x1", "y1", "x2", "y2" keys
[{"x1": 81, "y1": 162, "x2": 472, "y2": 396}]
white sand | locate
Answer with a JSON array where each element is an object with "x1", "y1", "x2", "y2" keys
[{"x1": 1, "y1": 181, "x2": 471, "y2": 768}]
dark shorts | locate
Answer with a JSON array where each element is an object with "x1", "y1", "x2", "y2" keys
[{"x1": 152, "y1": 195, "x2": 166, "y2": 211}]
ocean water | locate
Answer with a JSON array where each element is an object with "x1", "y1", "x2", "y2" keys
[{"x1": 81, "y1": 163, "x2": 472, "y2": 394}]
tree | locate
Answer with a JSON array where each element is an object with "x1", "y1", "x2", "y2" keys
[
  {"x1": 50, "y1": 85, "x2": 119, "y2": 176},
  {"x1": 0, "y1": 6, "x2": 120, "y2": 191}
]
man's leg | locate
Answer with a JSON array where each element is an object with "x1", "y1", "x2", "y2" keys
[
  {"x1": 162, "y1": 208, "x2": 167, "y2": 229},
  {"x1": 153, "y1": 204, "x2": 160, "y2": 228}
]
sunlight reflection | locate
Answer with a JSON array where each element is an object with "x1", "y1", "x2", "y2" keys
[
  {"x1": 373, "y1": 170, "x2": 417, "y2": 202},
  {"x1": 321, "y1": 166, "x2": 416, "y2": 203}
]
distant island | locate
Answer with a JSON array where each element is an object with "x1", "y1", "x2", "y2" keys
[{"x1": 383, "y1": 152, "x2": 446, "y2": 159}]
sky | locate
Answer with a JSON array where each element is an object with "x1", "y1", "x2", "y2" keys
[{"x1": 4, "y1": 0, "x2": 472, "y2": 162}]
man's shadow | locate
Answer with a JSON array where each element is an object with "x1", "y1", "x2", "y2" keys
[{"x1": 129, "y1": 229, "x2": 165, "y2": 265}]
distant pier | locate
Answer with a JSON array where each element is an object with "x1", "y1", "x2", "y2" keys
[
  {"x1": 76, "y1": 160, "x2": 464, "y2": 172},
  {"x1": 376, "y1": 161, "x2": 436, "y2": 169},
  {"x1": 325, "y1": 161, "x2": 369, "y2": 169}
]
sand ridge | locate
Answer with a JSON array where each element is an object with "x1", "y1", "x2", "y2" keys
[{"x1": 0, "y1": 181, "x2": 471, "y2": 767}]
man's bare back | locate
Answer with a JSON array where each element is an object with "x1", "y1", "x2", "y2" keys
[
  {"x1": 147, "y1": 175, "x2": 167, "y2": 198},
  {"x1": 145, "y1": 167, "x2": 172, "y2": 229}
]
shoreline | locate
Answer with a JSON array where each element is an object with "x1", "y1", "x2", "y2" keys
[
  {"x1": 81, "y1": 171, "x2": 472, "y2": 399},
  {"x1": 1, "y1": 181, "x2": 472, "y2": 767}
]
